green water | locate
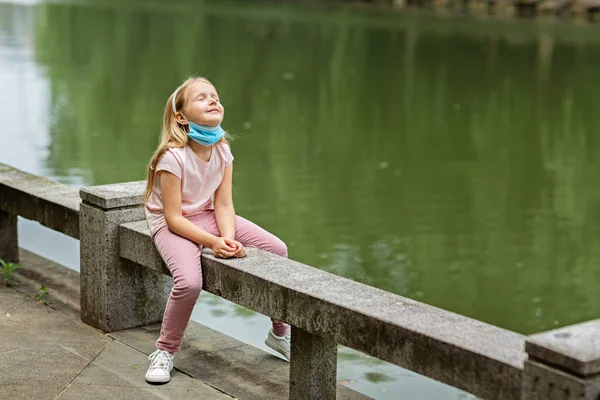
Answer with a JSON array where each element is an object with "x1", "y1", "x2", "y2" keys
[{"x1": 2, "y1": 0, "x2": 600, "y2": 398}]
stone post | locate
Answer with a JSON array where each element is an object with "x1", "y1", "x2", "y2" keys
[
  {"x1": 0, "y1": 210, "x2": 18, "y2": 264},
  {"x1": 79, "y1": 181, "x2": 171, "y2": 332},
  {"x1": 289, "y1": 326, "x2": 338, "y2": 400},
  {"x1": 522, "y1": 319, "x2": 600, "y2": 400}
]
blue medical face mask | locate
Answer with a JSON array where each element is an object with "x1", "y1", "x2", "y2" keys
[{"x1": 187, "y1": 121, "x2": 225, "y2": 146}]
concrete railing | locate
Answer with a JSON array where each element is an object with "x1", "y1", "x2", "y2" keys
[{"x1": 1, "y1": 162, "x2": 600, "y2": 400}]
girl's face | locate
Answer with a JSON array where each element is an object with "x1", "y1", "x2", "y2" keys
[{"x1": 183, "y1": 80, "x2": 224, "y2": 127}]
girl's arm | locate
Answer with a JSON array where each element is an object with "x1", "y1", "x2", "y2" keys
[
  {"x1": 161, "y1": 171, "x2": 234, "y2": 257},
  {"x1": 214, "y1": 163, "x2": 236, "y2": 241}
]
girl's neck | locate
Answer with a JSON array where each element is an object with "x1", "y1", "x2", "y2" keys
[{"x1": 188, "y1": 140, "x2": 213, "y2": 161}]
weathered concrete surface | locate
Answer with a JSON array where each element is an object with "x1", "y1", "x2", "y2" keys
[
  {"x1": 13, "y1": 250, "x2": 369, "y2": 400},
  {"x1": 0, "y1": 285, "x2": 111, "y2": 400},
  {"x1": 80, "y1": 200, "x2": 171, "y2": 333},
  {"x1": 526, "y1": 320, "x2": 600, "y2": 377},
  {"x1": 0, "y1": 210, "x2": 18, "y2": 263},
  {"x1": 521, "y1": 359, "x2": 600, "y2": 400},
  {"x1": 120, "y1": 220, "x2": 526, "y2": 400},
  {"x1": 55, "y1": 340, "x2": 233, "y2": 400},
  {"x1": 80, "y1": 181, "x2": 146, "y2": 210},
  {"x1": 120, "y1": 220, "x2": 169, "y2": 275},
  {"x1": 290, "y1": 326, "x2": 338, "y2": 400},
  {"x1": 14, "y1": 249, "x2": 81, "y2": 317},
  {"x1": 0, "y1": 284, "x2": 233, "y2": 400},
  {"x1": 110, "y1": 323, "x2": 369, "y2": 400},
  {"x1": 0, "y1": 163, "x2": 80, "y2": 240},
  {"x1": 522, "y1": 321, "x2": 600, "y2": 399}
]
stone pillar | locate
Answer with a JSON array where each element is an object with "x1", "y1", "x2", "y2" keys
[
  {"x1": 289, "y1": 326, "x2": 337, "y2": 400},
  {"x1": 522, "y1": 319, "x2": 600, "y2": 400},
  {"x1": 79, "y1": 181, "x2": 171, "y2": 332},
  {"x1": 0, "y1": 210, "x2": 18, "y2": 264}
]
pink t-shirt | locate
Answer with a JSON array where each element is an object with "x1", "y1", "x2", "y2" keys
[{"x1": 144, "y1": 141, "x2": 234, "y2": 236}]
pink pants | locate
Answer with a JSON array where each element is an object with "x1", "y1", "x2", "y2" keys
[{"x1": 153, "y1": 211, "x2": 291, "y2": 354}]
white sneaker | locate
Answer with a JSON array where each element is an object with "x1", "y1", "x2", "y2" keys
[
  {"x1": 145, "y1": 349, "x2": 174, "y2": 383},
  {"x1": 265, "y1": 328, "x2": 291, "y2": 362}
]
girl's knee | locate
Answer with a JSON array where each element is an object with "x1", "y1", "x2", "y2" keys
[
  {"x1": 173, "y1": 278, "x2": 202, "y2": 300},
  {"x1": 272, "y1": 238, "x2": 288, "y2": 258}
]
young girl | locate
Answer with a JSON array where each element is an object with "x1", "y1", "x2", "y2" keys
[{"x1": 143, "y1": 77, "x2": 291, "y2": 384}]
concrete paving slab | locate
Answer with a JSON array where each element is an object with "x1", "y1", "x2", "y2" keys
[
  {"x1": 111, "y1": 322, "x2": 371, "y2": 400},
  {"x1": 0, "y1": 379, "x2": 62, "y2": 400},
  {"x1": 0, "y1": 285, "x2": 235, "y2": 400},
  {"x1": 0, "y1": 289, "x2": 113, "y2": 362},
  {"x1": 0, "y1": 283, "x2": 54, "y2": 323},
  {"x1": 0, "y1": 285, "x2": 112, "y2": 400},
  {"x1": 56, "y1": 383, "x2": 232, "y2": 400},
  {"x1": 14, "y1": 249, "x2": 81, "y2": 318},
  {"x1": 56, "y1": 340, "x2": 233, "y2": 399}
]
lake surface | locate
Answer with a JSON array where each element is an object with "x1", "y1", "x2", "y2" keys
[{"x1": 2, "y1": 0, "x2": 600, "y2": 398}]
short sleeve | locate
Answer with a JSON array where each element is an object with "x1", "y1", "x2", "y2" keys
[
  {"x1": 221, "y1": 143, "x2": 234, "y2": 167},
  {"x1": 156, "y1": 149, "x2": 182, "y2": 179}
]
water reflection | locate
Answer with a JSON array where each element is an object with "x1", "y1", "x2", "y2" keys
[
  {"x1": 3, "y1": 1, "x2": 600, "y2": 399},
  {"x1": 364, "y1": 372, "x2": 396, "y2": 383}
]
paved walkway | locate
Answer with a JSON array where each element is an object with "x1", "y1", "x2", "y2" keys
[
  {"x1": 0, "y1": 284, "x2": 234, "y2": 400},
  {"x1": 0, "y1": 250, "x2": 368, "y2": 400}
]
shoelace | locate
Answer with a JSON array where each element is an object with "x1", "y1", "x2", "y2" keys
[{"x1": 148, "y1": 349, "x2": 172, "y2": 371}]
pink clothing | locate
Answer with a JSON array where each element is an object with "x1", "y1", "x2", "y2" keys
[
  {"x1": 144, "y1": 141, "x2": 289, "y2": 354},
  {"x1": 154, "y1": 211, "x2": 290, "y2": 354},
  {"x1": 145, "y1": 142, "x2": 234, "y2": 236}
]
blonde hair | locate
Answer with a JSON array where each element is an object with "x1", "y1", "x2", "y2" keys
[{"x1": 144, "y1": 76, "x2": 230, "y2": 201}]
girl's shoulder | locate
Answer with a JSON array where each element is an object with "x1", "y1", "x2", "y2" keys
[
  {"x1": 167, "y1": 146, "x2": 187, "y2": 156},
  {"x1": 215, "y1": 141, "x2": 234, "y2": 165},
  {"x1": 216, "y1": 141, "x2": 232, "y2": 153},
  {"x1": 157, "y1": 146, "x2": 186, "y2": 168},
  {"x1": 163, "y1": 146, "x2": 187, "y2": 161}
]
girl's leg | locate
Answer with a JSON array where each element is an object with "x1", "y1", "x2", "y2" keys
[
  {"x1": 234, "y1": 216, "x2": 290, "y2": 337},
  {"x1": 202, "y1": 213, "x2": 290, "y2": 337},
  {"x1": 153, "y1": 225, "x2": 204, "y2": 354}
]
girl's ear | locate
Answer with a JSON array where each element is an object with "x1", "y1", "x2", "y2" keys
[{"x1": 174, "y1": 112, "x2": 188, "y2": 125}]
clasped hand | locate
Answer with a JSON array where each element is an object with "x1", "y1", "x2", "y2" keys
[{"x1": 211, "y1": 237, "x2": 246, "y2": 259}]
